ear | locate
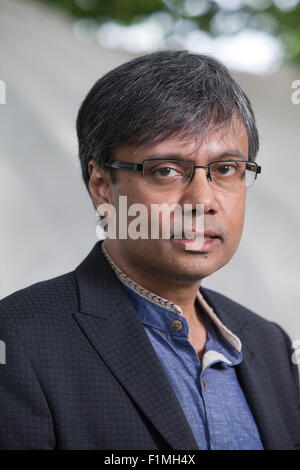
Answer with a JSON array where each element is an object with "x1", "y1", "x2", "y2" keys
[{"x1": 88, "y1": 160, "x2": 112, "y2": 209}]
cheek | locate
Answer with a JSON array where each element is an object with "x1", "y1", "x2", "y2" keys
[
  {"x1": 112, "y1": 175, "x2": 141, "y2": 208},
  {"x1": 117, "y1": 178, "x2": 179, "y2": 213},
  {"x1": 115, "y1": 184, "x2": 183, "y2": 239},
  {"x1": 220, "y1": 192, "x2": 246, "y2": 239}
]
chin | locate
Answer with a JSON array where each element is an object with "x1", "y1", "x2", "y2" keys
[{"x1": 159, "y1": 258, "x2": 220, "y2": 283}]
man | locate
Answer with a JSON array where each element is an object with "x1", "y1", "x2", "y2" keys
[{"x1": 0, "y1": 50, "x2": 299, "y2": 450}]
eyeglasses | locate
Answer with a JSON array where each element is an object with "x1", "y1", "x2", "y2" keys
[{"x1": 105, "y1": 158, "x2": 262, "y2": 191}]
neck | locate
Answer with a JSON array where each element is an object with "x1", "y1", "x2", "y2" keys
[{"x1": 102, "y1": 240, "x2": 202, "y2": 324}]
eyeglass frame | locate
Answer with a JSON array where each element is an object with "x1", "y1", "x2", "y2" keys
[{"x1": 105, "y1": 158, "x2": 262, "y2": 187}]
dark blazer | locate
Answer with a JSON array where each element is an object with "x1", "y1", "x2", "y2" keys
[{"x1": 0, "y1": 241, "x2": 299, "y2": 450}]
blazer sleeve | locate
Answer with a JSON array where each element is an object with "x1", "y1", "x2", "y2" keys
[{"x1": 0, "y1": 317, "x2": 55, "y2": 449}]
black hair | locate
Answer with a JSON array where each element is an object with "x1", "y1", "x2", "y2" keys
[{"x1": 76, "y1": 49, "x2": 259, "y2": 189}]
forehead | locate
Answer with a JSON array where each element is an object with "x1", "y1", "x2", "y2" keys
[{"x1": 116, "y1": 119, "x2": 249, "y2": 162}]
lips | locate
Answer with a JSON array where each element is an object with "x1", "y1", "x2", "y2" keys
[
  {"x1": 171, "y1": 234, "x2": 221, "y2": 252},
  {"x1": 203, "y1": 229, "x2": 222, "y2": 240},
  {"x1": 171, "y1": 229, "x2": 222, "y2": 241},
  {"x1": 170, "y1": 227, "x2": 222, "y2": 252}
]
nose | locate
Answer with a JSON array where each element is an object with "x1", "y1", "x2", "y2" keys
[{"x1": 180, "y1": 167, "x2": 219, "y2": 213}]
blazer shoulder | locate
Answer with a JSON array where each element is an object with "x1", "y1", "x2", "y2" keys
[{"x1": 0, "y1": 271, "x2": 78, "y2": 323}]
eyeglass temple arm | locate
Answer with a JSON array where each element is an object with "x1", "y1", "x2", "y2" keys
[{"x1": 105, "y1": 161, "x2": 143, "y2": 171}]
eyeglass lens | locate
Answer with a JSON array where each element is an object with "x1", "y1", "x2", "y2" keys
[{"x1": 142, "y1": 159, "x2": 257, "y2": 190}]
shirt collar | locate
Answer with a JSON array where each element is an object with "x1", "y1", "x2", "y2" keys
[{"x1": 101, "y1": 242, "x2": 242, "y2": 354}]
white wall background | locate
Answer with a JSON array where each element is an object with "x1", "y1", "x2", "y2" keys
[{"x1": 0, "y1": 0, "x2": 299, "y2": 347}]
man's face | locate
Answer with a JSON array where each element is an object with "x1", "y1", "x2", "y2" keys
[{"x1": 91, "y1": 120, "x2": 249, "y2": 285}]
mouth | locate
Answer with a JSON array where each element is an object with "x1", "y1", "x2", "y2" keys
[{"x1": 170, "y1": 232, "x2": 222, "y2": 252}]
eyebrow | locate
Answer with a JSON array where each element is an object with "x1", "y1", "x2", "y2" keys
[{"x1": 142, "y1": 150, "x2": 248, "y2": 162}]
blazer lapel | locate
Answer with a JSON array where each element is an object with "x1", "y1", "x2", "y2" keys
[
  {"x1": 74, "y1": 242, "x2": 199, "y2": 450},
  {"x1": 200, "y1": 286, "x2": 294, "y2": 450}
]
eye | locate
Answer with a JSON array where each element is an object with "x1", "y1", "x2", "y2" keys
[
  {"x1": 153, "y1": 167, "x2": 182, "y2": 178},
  {"x1": 214, "y1": 163, "x2": 237, "y2": 176}
]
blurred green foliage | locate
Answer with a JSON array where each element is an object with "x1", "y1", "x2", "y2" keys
[{"x1": 38, "y1": 0, "x2": 300, "y2": 64}]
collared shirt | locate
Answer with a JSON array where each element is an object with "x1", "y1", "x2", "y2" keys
[{"x1": 101, "y1": 243, "x2": 264, "y2": 450}]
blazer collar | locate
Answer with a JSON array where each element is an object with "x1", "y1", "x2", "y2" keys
[
  {"x1": 74, "y1": 241, "x2": 199, "y2": 450},
  {"x1": 200, "y1": 287, "x2": 294, "y2": 449}
]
